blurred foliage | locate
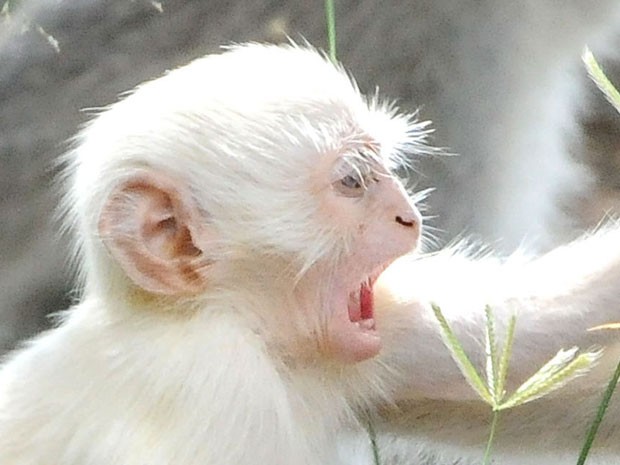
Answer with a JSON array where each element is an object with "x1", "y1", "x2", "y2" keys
[
  {"x1": 1, "y1": 0, "x2": 59, "y2": 52},
  {"x1": 0, "y1": 0, "x2": 163, "y2": 52}
]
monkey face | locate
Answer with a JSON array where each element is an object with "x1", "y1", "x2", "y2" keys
[{"x1": 306, "y1": 142, "x2": 421, "y2": 363}]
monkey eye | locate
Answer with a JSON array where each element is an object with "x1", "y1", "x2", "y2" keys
[
  {"x1": 341, "y1": 173, "x2": 363, "y2": 189},
  {"x1": 334, "y1": 172, "x2": 365, "y2": 197},
  {"x1": 331, "y1": 154, "x2": 378, "y2": 198}
]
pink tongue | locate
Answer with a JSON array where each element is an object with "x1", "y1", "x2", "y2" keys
[{"x1": 360, "y1": 283, "x2": 373, "y2": 320}]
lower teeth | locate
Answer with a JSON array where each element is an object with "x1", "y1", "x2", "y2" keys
[{"x1": 357, "y1": 319, "x2": 375, "y2": 330}]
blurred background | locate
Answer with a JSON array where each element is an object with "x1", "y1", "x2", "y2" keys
[{"x1": 2, "y1": 0, "x2": 620, "y2": 353}]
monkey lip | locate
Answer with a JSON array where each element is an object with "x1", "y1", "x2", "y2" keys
[
  {"x1": 347, "y1": 278, "x2": 376, "y2": 329},
  {"x1": 327, "y1": 266, "x2": 389, "y2": 363}
]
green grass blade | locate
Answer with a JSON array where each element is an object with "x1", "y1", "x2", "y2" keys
[
  {"x1": 324, "y1": 0, "x2": 337, "y2": 62},
  {"x1": 577, "y1": 44, "x2": 620, "y2": 465},
  {"x1": 496, "y1": 314, "x2": 516, "y2": 404},
  {"x1": 484, "y1": 305, "x2": 500, "y2": 402},
  {"x1": 583, "y1": 47, "x2": 620, "y2": 114},
  {"x1": 576, "y1": 358, "x2": 620, "y2": 465},
  {"x1": 431, "y1": 303, "x2": 493, "y2": 405},
  {"x1": 366, "y1": 416, "x2": 381, "y2": 465},
  {"x1": 499, "y1": 349, "x2": 599, "y2": 410}
]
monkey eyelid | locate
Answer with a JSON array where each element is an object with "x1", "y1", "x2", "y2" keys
[{"x1": 330, "y1": 157, "x2": 381, "y2": 198}]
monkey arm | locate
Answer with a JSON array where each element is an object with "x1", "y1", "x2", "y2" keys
[{"x1": 374, "y1": 225, "x2": 620, "y2": 402}]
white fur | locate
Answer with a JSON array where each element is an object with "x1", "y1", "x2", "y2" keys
[
  {"x1": 1, "y1": 44, "x2": 620, "y2": 465},
  {"x1": 0, "y1": 43, "x2": 423, "y2": 465},
  {"x1": 62, "y1": 43, "x2": 426, "y2": 293}
]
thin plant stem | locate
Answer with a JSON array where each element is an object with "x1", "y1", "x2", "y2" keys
[
  {"x1": 578, "y1": 48, "x2": 620, "y2": 464},
  {"x1": 366, "y1": 417, "x2": 381, "y2": 465},
  {"x1": 324, "y1": 0, "x2": 337, "y2": 62},
  {"x1": 482, "y1": 410, "x2": 500, "y2": 465},
  {"x1": 576, "y1": 358, "x2": 620, "y2": 465}
]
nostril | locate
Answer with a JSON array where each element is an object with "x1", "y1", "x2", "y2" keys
[{"x1": 395, "y1": 216, "x2": 416, "y2": 228}]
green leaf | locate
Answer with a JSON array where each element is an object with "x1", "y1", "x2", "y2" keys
[
  {"x1": 499, "y1": 348, "x2": 600, "y2": 410},
  {"x1": 484, "y1": 305, "x2": 501, "y2": 403},
  {"x1": 589, "y1": 323, "x2": 620, "y2": 331},
  {"x1": 431, "y1": 303, "x2": 493, "y2": 405},
  {"x1": 495, "y1": 314, "x2": 516, "y2": 405},
  {"x1": 578, "y1": 46, "x2": 620, "y2": 465},
  {"x1": 583, "y1": 47, "x2": 620, "y2": 114},
  {"x1": 577, "y1": 358, "x2": 620, "y2": 465}
]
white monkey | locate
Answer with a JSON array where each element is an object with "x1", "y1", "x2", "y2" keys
[
  {"x1": 5, "y1": 0, "x2": 620, "y2": 353},
  {"x1": 0, "y1": 43, "x2": 424, "y2": 465},
  {"x1": 0, "y1": 44, "x2": 619, "y2": 465}
]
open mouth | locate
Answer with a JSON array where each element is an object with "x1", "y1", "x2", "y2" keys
[
  {"x1": 327, "y1": 264, "x2": 390, "y2": 363},
  {"x1": 347, "y1": 276, "x2": 377, "y2": 331}
]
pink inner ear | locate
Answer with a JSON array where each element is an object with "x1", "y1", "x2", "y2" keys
[
  {"x1": 99, "y1": 173, "x2": 211, "y2": 296},
  {"x1": 138, "y1": 187, "x2": 201, "y2": 260}
]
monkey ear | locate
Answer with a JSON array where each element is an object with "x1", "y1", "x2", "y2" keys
[{"x1": 98, "y1": 172, "x2": 213, "y2": 295}]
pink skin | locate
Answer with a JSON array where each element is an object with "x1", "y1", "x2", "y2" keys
[
  {"x1": 100, "y1": 152, "x2": 420, "y2": 365},
  {"x1": 320, "y1": 159, "x2": 422, "y2": 363},
  {"x1": 326, "y1": 267, "x2": 387, "y2": 363}
]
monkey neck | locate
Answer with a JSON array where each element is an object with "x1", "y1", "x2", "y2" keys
[
  {"x1": 71, "y1": 285, "x2": 359, "y2": 464},
  {"x1": 84, "y1": 251, "x2": 379, "y2": 399}
]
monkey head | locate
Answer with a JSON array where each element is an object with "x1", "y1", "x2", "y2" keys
[{"x1": 67, "y1": 44, "x2": 427, "y2": 365}]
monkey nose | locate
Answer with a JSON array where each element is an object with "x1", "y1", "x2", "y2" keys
[
  {"x1": 395, "y1": 216, "x2": 416, "y2": 228},
  {"x1": 395, "y1": 206, "x2": 421, "y2": 230}
]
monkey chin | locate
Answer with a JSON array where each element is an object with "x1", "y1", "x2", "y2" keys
[{"x1": 326, "y1": 264, "x2": 389, "y2": 364}]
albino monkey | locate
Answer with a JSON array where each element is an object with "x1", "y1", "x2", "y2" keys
[{"x1": 0, "y1": 44, "x2": 619, "y2": 465}]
